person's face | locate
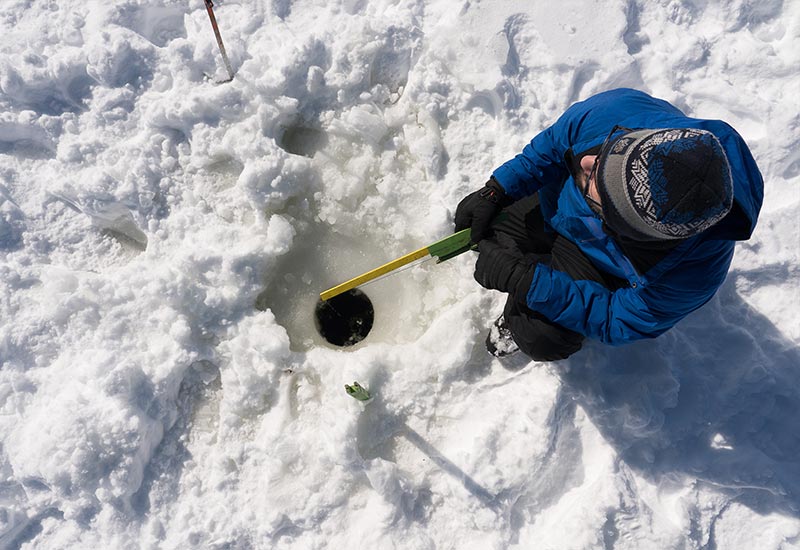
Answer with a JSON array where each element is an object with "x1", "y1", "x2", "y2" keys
[{"x1": 580, "y1": 154, "x2": 602, "y2": 208}]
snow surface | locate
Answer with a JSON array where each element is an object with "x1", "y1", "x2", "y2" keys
[{"x1": 1, "y1": 0, "x2": 799, "y2": 548}]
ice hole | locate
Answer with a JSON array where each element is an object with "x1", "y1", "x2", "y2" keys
[
  {"x1": 256, "y1": 225, "x2": 427, "y2": 351},
  {"x1": 314, "y1": 289, "x2": 374, "y2": 346}
]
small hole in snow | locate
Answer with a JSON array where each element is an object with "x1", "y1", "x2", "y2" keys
[
  {"x1": 314, "y1": 289, "x2": 374, "y2": 347},
  {"x1": 277, "y1": 125, "x2": 328, "y2": 157}
]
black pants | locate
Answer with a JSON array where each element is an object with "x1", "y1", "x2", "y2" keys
[{"x1": 490, "y1": 195, "x2": 623, "y2": 361}]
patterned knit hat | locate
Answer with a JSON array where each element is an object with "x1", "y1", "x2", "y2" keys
[{"x1": 597, "y1": 128, "x2": 734, "y2": 240}]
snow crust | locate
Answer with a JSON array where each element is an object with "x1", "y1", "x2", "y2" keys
[{"x1": 1, "y1": 0, "x2": 799, "y2": 548}]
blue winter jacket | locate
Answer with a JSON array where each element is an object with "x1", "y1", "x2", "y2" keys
[{"x1": 491, "y1": 88, "x2": 763, "y2": 345}]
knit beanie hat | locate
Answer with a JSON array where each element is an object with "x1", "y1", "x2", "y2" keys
[{"x1": 597, "y1": 128, "x2": 734, "y2": 240}]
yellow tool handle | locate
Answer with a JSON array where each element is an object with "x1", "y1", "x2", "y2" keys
[{"x1": 319, "y1": 245, "x2": 431, "y2": 301}]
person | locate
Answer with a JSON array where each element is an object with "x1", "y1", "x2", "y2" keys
[{"x1": 454, "y1": 88, "x2": 763, "y2": 361}]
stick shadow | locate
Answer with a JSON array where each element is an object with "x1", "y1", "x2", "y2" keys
[
  {"x1": 356, "y1": 375, "x2": 501, "y2": 514},
  {"x1": 400, "y1": 425, "x2": 501, "y2": 511}
]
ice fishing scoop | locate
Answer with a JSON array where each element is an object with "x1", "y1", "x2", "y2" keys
[
  {"x1": 319, "y1": 227, "x2": 474, "y2": 302},
  {"x1": 314, "y1": 228, "x2": 473, "y2": 347}
]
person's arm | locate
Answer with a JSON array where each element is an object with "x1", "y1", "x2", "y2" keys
[
  {"x1": 454, "y1": 113, "x2": 575, "y2": 242},
  {"x1": 522, "y1": 240, "x2": 736, "y2": 344},
  {"x1": 491, "y1": 124, "x2": 572, "y2": 199},
  {"x1": 490, "y1": 89, "x2": 647, "y2": 199}
]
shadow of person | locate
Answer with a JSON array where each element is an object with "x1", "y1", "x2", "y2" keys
[{"x1": 556, "y1": 272, "x2": 800, "y2": 515}]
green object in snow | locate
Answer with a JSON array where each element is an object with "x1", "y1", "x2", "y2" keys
[{"x1": 345, "y1": 381, "x2": 371, "y2": 401}]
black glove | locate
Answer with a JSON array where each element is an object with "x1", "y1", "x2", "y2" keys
[
  {"x1": 454, "y1": 178, "x2": 513, "y2": 244},
  {"x1": 474, "y1": 238, "x2": 537, "y2": 302}
]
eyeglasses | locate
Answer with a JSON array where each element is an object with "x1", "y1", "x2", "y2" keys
[{"x1": 583, "y1": 125, "x2": 633, "y2": 217}]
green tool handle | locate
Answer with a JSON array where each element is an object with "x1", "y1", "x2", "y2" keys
[
  {"x1": 428, "y1": 228, "x2": 474, "y2": 262},
  {"x1": 319, "y1": 214, "x2": 506, "y2": 301},
  {"x1": 429, "y1": 212, "x2": 508, "y2": 262}
]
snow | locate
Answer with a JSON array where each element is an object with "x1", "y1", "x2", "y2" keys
[{"x1": 1, "y1": 0, "x2": 799, "y2": 548}]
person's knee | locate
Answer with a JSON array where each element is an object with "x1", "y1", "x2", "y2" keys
[
  {"x1": 508, "y1": 315, "x2": 584, "y2": 361},
  {"x1": 520, "y1": 339, "x2": 580, "y2": 361}
]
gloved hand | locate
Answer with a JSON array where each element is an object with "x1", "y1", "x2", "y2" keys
[
  {"x1": 474, "y1": 238, "x2": 537, "y2": 302},
  {"x1": 454, "y1": 177, "x2": 513, "y2": 244}
]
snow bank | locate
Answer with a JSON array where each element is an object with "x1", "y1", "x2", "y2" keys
[{"x1": 1, "y1": 0, "x2": 799, "y2": 548}]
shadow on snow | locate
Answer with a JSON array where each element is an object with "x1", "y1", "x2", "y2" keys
[{"x1": 560, "y1": 270, "x2": 800, "y2": 517}]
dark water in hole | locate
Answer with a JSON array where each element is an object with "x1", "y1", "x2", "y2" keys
[{"x1": 314, "y1": 289, "x2": 374, "y2": 346}]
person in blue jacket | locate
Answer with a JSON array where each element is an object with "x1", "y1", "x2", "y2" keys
[{"x1": 454, "y1": 88, "x2": 763, "y2": 360}]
